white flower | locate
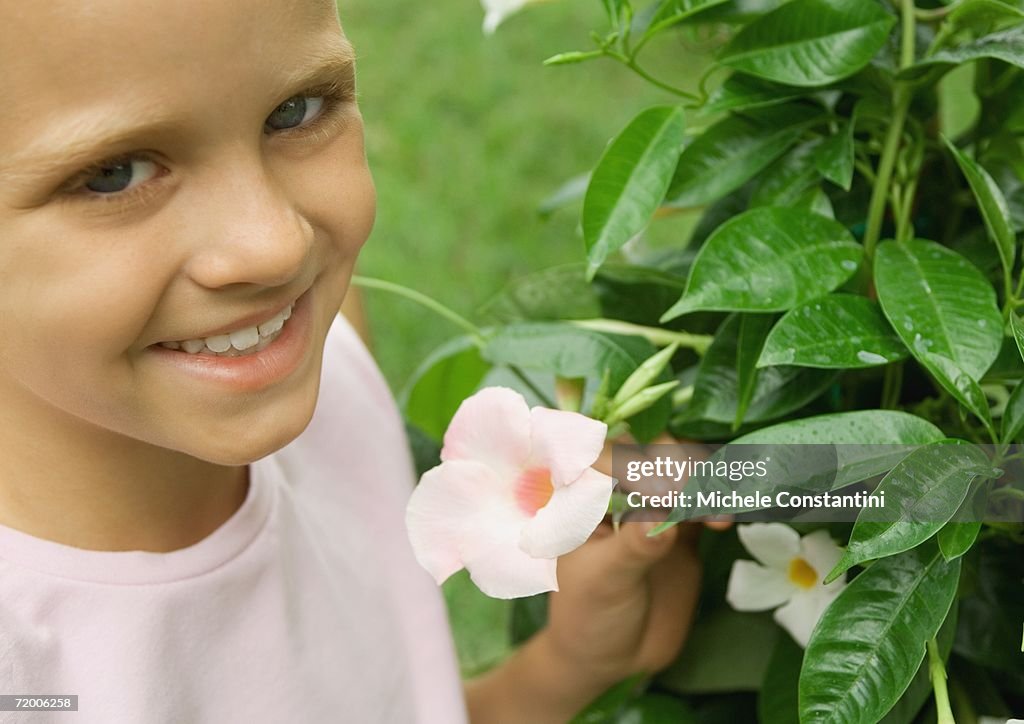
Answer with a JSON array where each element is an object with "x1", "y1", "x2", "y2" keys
[
  {"x1": 405, "y1": 387, "x2": 614, "y2": 599},
  {"x1": 726, "y1": 523, "x2": 847, "y2": 648},
  {"x1": 481, "y1": 0, "x2": 548, "y2": 35}
]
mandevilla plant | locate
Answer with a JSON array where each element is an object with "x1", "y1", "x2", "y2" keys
[{"x1": 360, "y1": 0, "x2": 1024, "y2": 721}]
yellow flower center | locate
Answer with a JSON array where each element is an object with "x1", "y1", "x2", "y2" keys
[
  {"x1": 788, "y1": 557, "x2": 818, "y2": 589},
  {"x1": 515, "y1": 467, "x2": 554, "y2": 516}
]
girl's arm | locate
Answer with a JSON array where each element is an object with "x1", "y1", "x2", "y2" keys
[{"x1": 464, "y1": 520, "x2": 704, "y2": 724}]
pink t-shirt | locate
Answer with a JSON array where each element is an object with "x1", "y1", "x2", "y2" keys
[{"x1": 0, "y1": 315, "x2": 468, "y2": 724}]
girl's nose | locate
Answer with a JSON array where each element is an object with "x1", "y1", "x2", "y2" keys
[{"x1": 184, "y1": 157, "x2": 313, "y2": 291}]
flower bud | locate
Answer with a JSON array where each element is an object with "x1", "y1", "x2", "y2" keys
[
  {"x1": 610, "y1": 342, "x2": 680, "y2": 411},
  {"x1": 606, "y1": 380, "x2": 680, "y2": 426}
]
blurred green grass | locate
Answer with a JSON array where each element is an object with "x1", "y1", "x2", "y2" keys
[{"x1": 341, "y1": 0, "x2": 709, "y2": 392}]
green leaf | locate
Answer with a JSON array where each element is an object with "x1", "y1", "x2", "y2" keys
[
  {"x1": 400, "y1": 336, "x2": 491, "y2": 441},
  {"x1": 907, "y1": 26, "x2": 1024, "y2": 74},
  {"x1": 719, "y1": 0, "x2": 896, "y2": 87},
  {"x1": 584, "y1": 106, "x2": 686, "y2": 278},
  {"x1": 954, "y1": 538, "x2": 1024, "y2": 672},
  {"x1": 800, "y1": 544, "x2": 962, "y2": 724},
  {"x1": 666, "y1": 107, "x2": 813, "y2": 208},
  {"x1": 734, "y1": 314, "x2": 774, "y2": 429},
  {"x1": 442, "y1": 570, "x2": 512, "y2": 675},
  {"x1": 937, "y1": 520, "x2": 983, "y2": 561},
  {"x1": 759, "y1": 294, "x2": 907, "y2": 368},
  {"x1": 659, "y1": 610, "x2": 779, "y2": 694},
  {"x1": 944, "y1": 138, "x2": 1017, "y2": 289},
  {"x1": 827, "y1": 442, "x2": 991, "y2": 582},
  {"x1": 480, "y1": 264, "x2": 602, "y2": 323},
  {"x1": 1001, "y1": 378, "x2": 1024, "y2": 442},
  {"x1": 749, "y1": 139, "x2": 824, "y2": 208},
  {"x1": 758, "y1": 635, "x2": 803, "y2": 724},
  {"x1": 815, "y1": 118, "x2": 856, "y2": 191},
  {"x1": 732, "y1": 410, "x2": 944, "y2": 489},
  {"x1": 645, "y1": 0, "x2": 731, "y2": 36},
  {"x1": 482, "y1": 322, "x2": 670, "y2": 442},
  {"x1": 948, "y1": 0, "x2": 1024, "y2": 32},
  {"x1": 874, "y1": 239, "x2": 1002, "y2": 381},
  {"x1": 683, "y1": 314, "x2": 836, "y2": 424},
  {"x1": 662, "y1": 207, "x2": 861, "y2": 319},
  {"x1": 701, "y1": 73, "x2": 806, "y2": 115},
  {"x1": 917, "y1": 351, "x2": 995, "y2": 432},
  {"x1": 538, "y1": 173, "x2": 590, "y2": 218},
  {"x1": 617, "y1": 695, "x2": 698, "y2": 724},
  {"x1": 1011, "y1": 312, "x2": 1024, "y2": 364}
]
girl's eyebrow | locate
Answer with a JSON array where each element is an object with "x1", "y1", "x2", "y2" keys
[{"x1": 0, "y1": 43, "x2": 357, "y2": 196}]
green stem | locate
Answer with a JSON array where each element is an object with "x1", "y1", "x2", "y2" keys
[
  {"x1": 569, "y1": 318, "x2": 713, "y2": 353},
  {"x1": 606, "y1": 51, "x2": 699, "y2": 101},
  {"x1": 928, "y1": 638, "x2": 957, "y2": 724},
  {"x1": 863, "y1": 0, "x2": 917, "y2": 262},
  {"x1": 351, "y1": 275, "x2": 483, "y2": 342}
]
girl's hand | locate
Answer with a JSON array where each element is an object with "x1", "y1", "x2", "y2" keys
[{"x1": 543, "y1": 517, "x2": 704, "y2": 690}]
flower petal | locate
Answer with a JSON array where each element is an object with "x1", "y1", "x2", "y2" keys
[
  {"x1": 726, "y1": 560, "x2": 796, "y2": 611},
  {"x1": 799, "y1": 529, "x2": 845, "y2": 588},
  {"x1": 405, "y1": 459, "x2": 506, "y2": 585},
  {"x1": 441, "y1": 387, "x2": 531, "y2": 477},
  {"x1": 481, "y1": 0, "x2": 527, "y2": 34},
  {"x1": 737, "y1": 522, "x2": 802, "y2": 570},
  {"x1": 528, "y1": 406, "x2": 607, "y2": 487},
  {"x1": 460, "y1": 522, "x2": 559, "y2": 599},
  {"x1": 774, "y1": 589, "x2": 837, "y2": 648},
  {"x1": 519, "y1": 468, "x2": 615, "y2": 558}
]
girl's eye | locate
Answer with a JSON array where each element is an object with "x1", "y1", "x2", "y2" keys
[
  {"x1": 83, "y1": 158, "x2": 160, "y2": 194},
  {"x1": 265, "y1": 95, "x2": 326, "y2": 132}
]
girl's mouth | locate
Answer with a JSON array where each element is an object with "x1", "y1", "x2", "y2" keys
[{"x1": 157, "y1": 302, "x2": 295, "y2": 358}]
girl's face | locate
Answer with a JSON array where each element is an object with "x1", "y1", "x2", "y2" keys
[{"x1": 0, "y1": 0, "x2": 375, "y2": 464}]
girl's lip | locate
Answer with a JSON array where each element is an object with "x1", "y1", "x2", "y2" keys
[{"x1": 147, "y1": 287, "x2": 315, "y2": 393}]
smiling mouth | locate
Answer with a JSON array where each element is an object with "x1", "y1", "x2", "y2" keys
[{"x1": 157, "y1": 301, "x2": 295, "y2": 358}]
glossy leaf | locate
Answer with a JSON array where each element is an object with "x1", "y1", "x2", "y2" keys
[
  {"x1": 700, "y1": 73, "x2": 805, "y2": 115},
  {"x1": 584, "y1": 106, "x2": 686, "y2": 277},
  {"x1": 666, "y1": 107, "x2": 813, "y2": 208},
  {"x1": 482, "y1": 322, "x2": 671, "y2": 442},
  {"x1": 948, "y1": 0, "x2": 1024, "y2": 31},
  {"x1": 918, "y1": 351, "x2": 995, "y2": 432},
  {"x1": 734, "y1": 314, "x2": 775, "y2": 429},
  {"x1": 1012, "y1": 312, "x2": 1024, "y2": 364},
  {"x1": 759, "y1": 294, "x2": 907, "y2": 368},
  {"x1": 401, "y1": 336, "x2": 491, "y2": 441},
  {"x1": 1001, "y1": 378, "x2": 1024, "y2": 442},
  {"x1": 719, "y1": 0, "x2": 896, "y2": 87},
  {"x1": 682, "y1": 314, "x2": 836, "y2": 424},
  {"x1": 481, "y1": 264, "x2": 601, "y2": 322},
  {"x1": 733, "y1": 410, "x2": 944, "y2": 488},
  {"x1": 827, "y1": 442, "x2": 991, "y2": 582},
  {"x1": 662, "y1": 207, "x2": 861, "y2": 319},
  {"x1": 938, "y1": 520, "x2": 983, "y2": 561},
  {"x1": 645, "y1": 0, "x2": 731, "y2": 36},
  {"x1": 800, "y1": 544, "x2": 962, "y2": 724},
  {"x1": 907, "y1": 26, "x2": 1024, "y2": 74},
  {"x1": 815, "y1": 118, "x2": 855, "y2": 191},
  {"x1": 945, "y1": 138, "x2": 1017, "y2": 287},
  {"x1": 874, "y1": 239, "x2": 1002, "y2": 381},
  {"x1": 749, "y1": 139, "x2": 823, "y2": 208}
]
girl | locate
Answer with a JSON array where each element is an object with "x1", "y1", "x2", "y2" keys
[{"x1": 0, "y1": 0, "x2": 705, "y2": 721}]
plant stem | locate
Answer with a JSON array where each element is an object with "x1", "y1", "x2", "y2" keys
[
  {"x1": 351, "y1": 275, "x2": 483, "y2": 342},
  {"x1": 606, "y1": 51, "x2": 699, "y2": 101},
  {"x1": 863, "y1": 0, "x2": 917, "y2": 262},
  {"x1": 569, "y1": 318, "x2": 713, "y2": 353},
  {"x1": 927, "y1": 638, "x2": 957, "y2": 724}
]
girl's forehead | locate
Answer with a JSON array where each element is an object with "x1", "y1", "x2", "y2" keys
[{"x1": 0, "y1": 0, "x2": 348, "y2": 182}]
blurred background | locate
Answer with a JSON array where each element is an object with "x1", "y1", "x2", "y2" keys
[{"x1": 341, "y1": 0, "x2": 710, "y2": 393}]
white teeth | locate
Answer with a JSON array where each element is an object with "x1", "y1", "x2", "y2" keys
[
  {"x1": 230, "y1": 326, "x2": 260, "y2": 351},
  {"x1": 158, "y1": 301, "x2": 296, "y2": 356},
  {"x1": 205, "y1": 334, "x2": 232, "y2": 353}
]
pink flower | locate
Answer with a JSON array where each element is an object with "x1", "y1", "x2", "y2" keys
[{"x1": 405, "y1": 386, "x2": 615, "y2": 599}]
